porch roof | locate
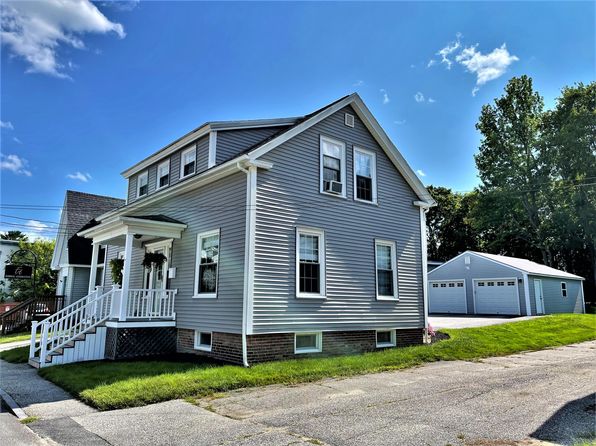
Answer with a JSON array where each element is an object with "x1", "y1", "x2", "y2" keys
[{"x1": 77, "y1": 214, "x2": 187, "y2": 244}]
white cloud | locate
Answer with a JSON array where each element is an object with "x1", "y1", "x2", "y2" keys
[
  {"x1": 17, "y1": 220, "x2": 54, "y2": 241},
  {"x1": 100, "y1": 1, "x2": 140, "y2": 12},
  {"x1": 13, "y1": 136, "x2": 22, "y2": 144},
  {"x1": 416, "y1": 169, "x2": 426, "y2": 177},
  {"x1": 0, "y1": 120, "x2": 14, "y2": 129},
  {"x1": 428, "y1": 97, "x2": 436, "y2": 103},
  {"x1": 435, "y1": 32, "x2": 462, "y2": 69},
  {"x1": 455, "y1": 43, "x2": 518, "y2": 88},
  {"x1": 66, "y1": 171, "x2": 92, "y2": 182},
  {"x1": 394, "y1": 119, "x2": 406, "y2": 125},
  {"x1": 427, "y1": 59, "x2": 436, "y2": 68},
  {"x1": 0, "y1": 153, "x2": 32, "y2": 176},
  {"x1": 380, "y1": 89, "x2": 390, "y2": 104},
  {"x1": 472, "y1": 87, "x2": 480, "y2": 97},
  {"x1": 353, "y1": 80, "x2": 364, "y2": 87},
  {"x1": 414, "y1": 92, "x2": 425, "y2": 103},
  {"x1": 1, "y1": 0, "x2": 125, "y2": 78}
]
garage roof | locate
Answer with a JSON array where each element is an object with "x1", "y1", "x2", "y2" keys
[{"x1": 470, "y1": 251, "x2": 584, "y2": 280}]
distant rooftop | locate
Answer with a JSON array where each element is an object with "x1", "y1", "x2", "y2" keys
[{"x1": 471, "y1": 251, "x2": 583, "y2": 280}]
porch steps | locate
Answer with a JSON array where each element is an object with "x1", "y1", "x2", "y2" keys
[{"x1": 28, "y1": 325, "x2": 107, "y2": 369}]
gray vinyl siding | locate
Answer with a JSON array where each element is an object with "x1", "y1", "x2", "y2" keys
[
  {"x1": 127, "y1": 135, "x2": 210, "y2": 203},
  {"x1": 70, "y1": 267, "x2": 91, "y2": 305},
  {"x1": 527, "y1": 275, "x2": 584, "y2": 314},
  {"x1": 216, "y1": 127, "x2": 285, "y2": 164},
  {"x1": 428, "y1": 253, "x2": 528, "y2": 315},
  {"x1": 252, "y1": 105, "x2": 424, "y2": 334},
  {"x1": 102, "y1": 245, "x2": 144, "y2": 288},
  {"x1": 111, "y1": 173, "x2": 247, "y2": 333}
]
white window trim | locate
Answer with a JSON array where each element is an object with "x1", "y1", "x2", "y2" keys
[
  {"x1": 353, "y1": 146, "x2": 378, "y2": 204},
  {"x1": 136, "y1": 171, "x2": 148, "y2": 199},
  {"x1": 296, "y1": 227, "x2": 326, "y2": 299},
  {"x1": 319, "y1": 135, "x2": 347, "y2": 198},
  {"x1": 193, "y1": 229, "x2": 220, "y2": 299},
  {"x1": 294, "y1": 332, "x2": 322, "y2": 354},
  {"x1": 561, "y1": 281, "x2": 567, "y2": 298},
  {"x1": 375, "y1": 239, "x2": 399, "y2": 300},
  {"x1": 376, "y1": 329, "x2": 396, "y2": 348},
  {"x1": 156, "y1": 159, "x2": 170, "y2": 190},
  {"x1": 194, "y1": 330, "x2": 212, "y2": 352},
  {"x1": 180, "y1": 146, "x2": 197, "y2": 179}
]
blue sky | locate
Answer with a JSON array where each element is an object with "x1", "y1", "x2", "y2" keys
[{"x1": 1, "y1": 1, "x2": 594, "y2": 240}]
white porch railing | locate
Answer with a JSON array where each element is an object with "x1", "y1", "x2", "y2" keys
[
  {"x1": 30, "y1": 286, "x2": 116, "y2": 364},
  {"x1": 125, "y1": 289, "x2": 176, "y2": 320}
]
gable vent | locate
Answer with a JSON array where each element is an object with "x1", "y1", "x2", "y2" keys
[{"x1": 344, "y1": 113, "x2": 355, "y2": 128}]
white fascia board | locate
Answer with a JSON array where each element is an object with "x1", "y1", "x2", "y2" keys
[{"x1": 121, "y1": 118, "x2": 297, "y2": 179}]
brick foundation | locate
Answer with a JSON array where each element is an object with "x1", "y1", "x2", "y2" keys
[
  {"x1": 177, "y1": 328, "x2": 424, "y2": 365},
  {"x1": 105, "y1": 326, "x2": 177, "y2": 360}
]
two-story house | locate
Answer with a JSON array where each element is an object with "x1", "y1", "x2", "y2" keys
[{"x1": 29, "y1": 93, "x2": 435, "y2": 368}]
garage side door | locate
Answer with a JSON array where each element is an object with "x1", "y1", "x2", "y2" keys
[
  {"x1": 474, "y1": 279, "x2": 520, "y2": 315},
  {"x1": 429, "y1": 281, "x2": 466, "y2": 314}
]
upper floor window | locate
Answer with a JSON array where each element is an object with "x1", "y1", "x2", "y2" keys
[
  {"x1": 194, "y1": 229, "x2": 219, "y2": 298},
  {"x1": 561, "y1": 282, "x2": 567, "y2": 298},
  {"x1": 320, "y1": 136, "x2": 346, "y2": 197},
  {"x1": 354, "y1": 147, "x2": 377, "y2": 203},
  {"x1": 181, "y1": 146, "x2": 196, "y2": 178},
  {"x1": 157, "y1": 160, "x2": 170, "y2": 189},
  {"x1": 137, "y1": 171, "x2": 148, "y2": 198},
  {"x1": 296, "y1": 227, "x2": 326, "y2": 298},
  {"x1": 375, "y1": 240, "x2": 398, "y2": 300}
]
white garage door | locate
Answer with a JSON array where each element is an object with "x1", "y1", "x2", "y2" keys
[
  {"x1": 429, "y1": 281, "x2": 467, "y2": 314},
  {"x1": 474, "y1": 279, "x2": 520, "y2": 315}
]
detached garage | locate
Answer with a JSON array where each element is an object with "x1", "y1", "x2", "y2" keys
[{"x1": 428, "y1": 251, "x2": 585, "y2": 316}]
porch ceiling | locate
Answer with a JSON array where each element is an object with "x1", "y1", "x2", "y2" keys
[{"x1": 77, "y1": 215, "x2": 187, "y2": 245}]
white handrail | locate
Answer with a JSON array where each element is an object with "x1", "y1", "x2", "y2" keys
[
  {"x1": 126, "y1": 289, "x2": 176, "y2": 320},
  {"x1": 30, "y1": 286, "x2": 116, "y2": 364}
]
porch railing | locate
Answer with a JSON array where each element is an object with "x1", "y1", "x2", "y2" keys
[{"x1": 125, "y1": 289, "x2": 176, "y2": 320}]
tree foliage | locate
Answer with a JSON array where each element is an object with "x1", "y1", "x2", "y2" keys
[
  {"x1": 427, "y1": 77, "x2": 595, "y2": 302},
  {"x1": 1, "y1": 231, "x2": 28, "y2": 241},
  {"x1": 8, "y1": 239, "x2": 57, "y2": 301}
]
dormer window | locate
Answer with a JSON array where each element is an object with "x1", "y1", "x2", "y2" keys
[
  {"x1": 137, "y1": 171, "x2": 148, "y2": 198},
  {"x1": 157, "y1": 160, "x2": 170, "y2": 189},
  {"x1": 181, "y1": 146, "x2": 196, "y2": 178}
]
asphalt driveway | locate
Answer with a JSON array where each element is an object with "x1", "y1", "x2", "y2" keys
[
  {"x1": 429, "y1": 315, "x2": 540, "y2": 329},
  {"x1": 7, "y1": 341, "x2": 594, "y2": 446}
]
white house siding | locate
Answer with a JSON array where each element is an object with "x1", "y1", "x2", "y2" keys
[
  {"x1": 252, "y1": 105, "x2": 424, "y2": 334},
  {"x1": 527, "y1": 275, "x2": 584, "y2": 314},
  {"x1": 428, "y1": 253, "x2": 529, "y2": 315}
]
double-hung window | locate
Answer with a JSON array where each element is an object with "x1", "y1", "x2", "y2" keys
[
  {"x1": 320, "y1": 136, "x2": 346, "y2": 197},
  {"x1": 137, "y1": 171, "x2": 148, "y2": 198},
  {"x1": 157, "y1": 160, "x2": 170, "y2": 189},
  {"x1": 194, "y1": 229, "x2": 219, "y2": 298},
  {"x1": 353, "y1": 147, "x2": 377, "y2": 203},
  {"x1": 181, "y1": 146, "x2": 196, "y2": 178},
  {"x1": 561, "y1": 282, "x2": 567, "y2": 298},
  {"x1": 296, "y1": 228, "x2": 326, "y2": 298},
  {"x1": 375, "y1": 240, "x2": 398, "y2": 300}
]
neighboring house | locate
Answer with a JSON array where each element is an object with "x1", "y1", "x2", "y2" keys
[
  {"x1": 0, "y1": 239, "x2": 20, "y2": 298},
  {"x1": 30, "y1": 93, "x2": 435, "y2": 368},
  {"x1": 428, "y1": 251, "x2": 585, "y2": 316},
  {"x1": 427, "y1": 260, "x2": 443, "y2": 273},
  {"x1": 51, "y1": 191, "x2": 125, "y2": 306}
]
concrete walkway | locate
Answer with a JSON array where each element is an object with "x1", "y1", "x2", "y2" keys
[
  {"x1": 2, "y1": 341, "x2": 594, "y2": 445},
  {"x1": 0, "y1": 340, "x2": 30, "y2": 352},
  {"x1": 429, "y1": 315, "x2": 540, "y2": 329}
]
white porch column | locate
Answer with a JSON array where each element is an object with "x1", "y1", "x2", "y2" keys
[
  {"x1": 88, "y1": 242, "x2": 100, "y2": 294},
  {"x1": 119, "y1": 233, "x2": 134, "y2": 321}
]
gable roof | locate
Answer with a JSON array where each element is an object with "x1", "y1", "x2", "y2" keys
[{"x1": 430, "y1": 250, "x2": 583, "y2": 280}]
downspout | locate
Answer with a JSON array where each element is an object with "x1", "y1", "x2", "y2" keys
[
  {"x1": 414, "y1": 200, "x2": 432, "y2": 343},
  {"x1": 238, "y1": 162, "x2": 256, "y2": 367}
]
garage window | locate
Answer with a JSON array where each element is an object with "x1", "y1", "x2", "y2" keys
[
  {"x1": 507, "y1": 281, "x2": 515, "y2": 286},
  {"x1": 487, "y1": 281, "x2": 495, "y2": 286},
  {"x1": 497, "y1": 281, "x2": 504, "y2": 286},
  {"x1": 457, "y1": 282, "x2": 464, "y2": 287},
  {"x1": 432, "y1": 283, "x2": 438, "y2": 288},
  {"x1": 561, "y1": 282, "x2": 567, "y2": 298}
]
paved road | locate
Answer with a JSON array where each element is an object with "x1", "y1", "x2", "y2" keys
[
  {"x1": 429, "y1": 315, "x2": 540, "y2": 329},
  {"x1": 3, "y1": 342, "x2": 595, "y2": 446}
]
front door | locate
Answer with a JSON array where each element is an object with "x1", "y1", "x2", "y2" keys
[
  {"x1": 143, "y1": 243, "x2": 170, "y2": 316},
  {"x1": 533, "y1": 279, "x2": 544, "y2": 314}
]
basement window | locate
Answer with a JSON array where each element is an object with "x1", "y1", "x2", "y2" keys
[
  {"x1": 194, "y1": 330, "x2": 212, "y2": 352},
  {"x1": 294, "y1": 332, "x2": 322, "y2": 354},
  {"x1": 376, "y1": 330, "x2": 396, "y2": 348}
]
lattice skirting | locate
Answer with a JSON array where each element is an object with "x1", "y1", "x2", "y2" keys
[{"x1": 105, "y1": 326, "x2": 177, "y2": 360}]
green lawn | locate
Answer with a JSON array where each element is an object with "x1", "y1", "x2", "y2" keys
[
  {"x1": 0, "y1": 346, "x2": 30, "y2": 363},
  {"x1": 31, "y1": 314, "x2": 595, "y2": 411},
  {"x1": 0, "y1": 332, "x2": 33, "y2": 344}
]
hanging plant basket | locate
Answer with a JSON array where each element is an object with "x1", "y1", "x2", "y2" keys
[
  {"x1": 142, "y1": 252, "x2": 167, "y2": 269},
  {"x1": 109, "y1": 258, "x2": 124, "y2": 286}
]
